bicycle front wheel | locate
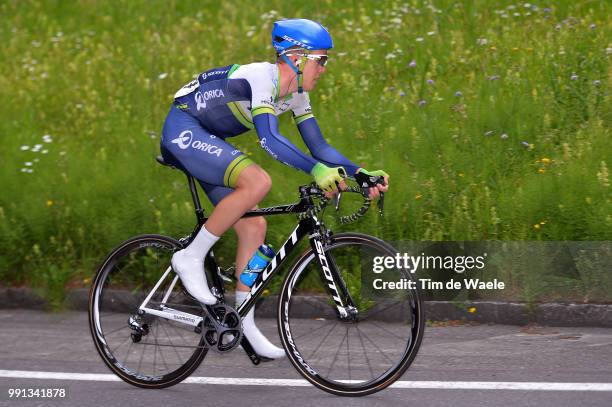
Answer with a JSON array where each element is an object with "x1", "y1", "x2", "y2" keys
[
  {"x1": 278, "y1": 232, "x2": 424, "y2": 396},
  {"x1": 88, "y1": 234, "x2": 208, "y2": 388}
]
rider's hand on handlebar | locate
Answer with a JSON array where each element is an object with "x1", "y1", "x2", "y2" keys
[
  {"x1": 355, "y1": 169, "x2": 389, "y2": 199},
  {"x1": 324, "y1": 179, "x2": 347, "y2": 199},
  {"x1": 310, "y1": 163, "x2": 346, "y2": 196}
]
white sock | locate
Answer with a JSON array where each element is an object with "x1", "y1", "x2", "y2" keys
[
  {"x1": 235, "y1": 290, "x2": 285, "y2": 359},
  {"x1": 184, "y1": 225, "x2": 219, "y2": 258}
]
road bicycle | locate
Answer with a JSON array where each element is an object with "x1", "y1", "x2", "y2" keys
[{"x1": 88, "y1": 156, "x2": 424, "y2": 397}]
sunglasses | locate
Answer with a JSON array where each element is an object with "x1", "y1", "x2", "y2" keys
[
  {"x1": 286, "y1": 53, "x2": 329, "y2": 67},
  {"x1": 304, "y1": 54, "x2": 329, "y2": 67}
]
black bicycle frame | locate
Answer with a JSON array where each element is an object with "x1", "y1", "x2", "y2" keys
[{"x1": 181, "y1": 172, "x2": 352, "y2": 320}]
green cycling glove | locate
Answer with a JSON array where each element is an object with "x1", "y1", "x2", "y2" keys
[
  {"x1": 310, "y1": 163, "x2": 346, "y2": 192},
  {"x1": 357, "y1": 168, "x2": 389, "y2": 182}
]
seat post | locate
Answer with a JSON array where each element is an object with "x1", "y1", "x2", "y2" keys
[{"x1": 186, "y1": 174, "x2": 205, "y2": 224}]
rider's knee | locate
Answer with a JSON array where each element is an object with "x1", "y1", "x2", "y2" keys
[{"x1": 236, "y1": 165, "x2": 272, "y2": 201}]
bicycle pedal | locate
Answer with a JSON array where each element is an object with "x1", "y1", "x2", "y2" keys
[{"x1": 218, "y1": 267, "x2": 235, "y2": 283}]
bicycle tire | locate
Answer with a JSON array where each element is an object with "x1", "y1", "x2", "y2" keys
[
  {"x1": 88, "y1": 234, "x2": 208, "y2": 389},
  {"x1": 277, "y1": 232, "x2": 425, "y2": 396}
]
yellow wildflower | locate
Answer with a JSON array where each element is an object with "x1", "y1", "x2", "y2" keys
[
  {"x1": 541, "y1": 157, "x2": 551, "y2": 164},
  {"x1": 538, "y1": 168, "x2": 546, "y2": 174},
  {"x1": 47, "y1": 200, "x2": 54, "y2": 207},
  {"x1": 415, "y1": 194, "x2": 423, "y2": 200},
  {"x1": 468, "y1": 307, "x2": 477, "y2": 313},
  {"x1": 533, "y1": 224, "x2": 540, "y2": 229}
]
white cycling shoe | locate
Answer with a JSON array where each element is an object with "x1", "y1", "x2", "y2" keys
[
  {"x1": 242, "y1": 310, "x2": 286, "y2": 359},
  {"x1": 235, "y1": 291, "x2": 285, "y2": 359},
  {"x1": 171, "y1": 249, "x2": 217, "y2": 305}
]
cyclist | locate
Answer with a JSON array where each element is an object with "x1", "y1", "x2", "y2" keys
[{"x1": 160, "y1": 18, "x2": 389, "y2": 359}]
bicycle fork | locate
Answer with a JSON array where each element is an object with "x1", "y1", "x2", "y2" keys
[{"x1": 310, "y1": 235, "x2": 358, "y2": 321}]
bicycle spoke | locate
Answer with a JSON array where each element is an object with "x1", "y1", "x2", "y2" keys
[
  {"x1": 102, "y1": 324, "x2": 131, "y2": 337},
  {"x1": 152, "y1": 323, "x2": 158, "y2": 374},
  {"x1": 306, "y1": 321, "x2": 339, "y2": 362},
  {"x1": 123, "y1": 337, "x2": 134, "y2": 366},
  {"x1": 355, "y1": 324, "x2": 375, "y2": 379},
  {"x1": 359, "y1": 299, "x2": 409, "y2": 322},
  {"x1": 355, "y1": 325, "x2": 395, "y2": 365},
  {"x1": 368, "y1": 320, "x2": 410, "y2": 342},
  {"x1": 164, "y1": 317, "x2": 195, "y2": 346},
  {"x1": 110, "y1": 335, "x2": 131, "y2": 355},
  {"x1": 153, "y1": 323, "x2": 170, "y2": 373},
  {"x1": 137, "y1": 337, "x2": 146, "y2": 374},
  {"x1": 326, "y1": 325, "x2": 348, "y2": 379},
  {"x1": 159, "y1": 319, "x2": 185, "y2": 365},
  {"x1": 293, "y1": 318, "x2": 337, "y2": 341},
  {"x1": 346, "y1": 325, "x2": 351, "y2": 381}
]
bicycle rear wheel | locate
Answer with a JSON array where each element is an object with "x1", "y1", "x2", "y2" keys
[
  {"x1": 278, "y1": 232, "x2": 424, "y2": 396},
  {"x1": 88, "y1": 234, "x2": 208, "y2": 388}
]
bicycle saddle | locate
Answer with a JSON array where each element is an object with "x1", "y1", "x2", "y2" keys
[{"x1": 156, "y1": 155, "x2": 177, "y2": 170}]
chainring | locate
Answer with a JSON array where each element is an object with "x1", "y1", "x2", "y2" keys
[{"x1": 202, "y1": 304, "x2": 242, "y2": 352}]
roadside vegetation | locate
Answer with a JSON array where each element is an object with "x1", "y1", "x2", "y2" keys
[{"x1": 0, "y1": 0, "x2": 609, "y2": 307}]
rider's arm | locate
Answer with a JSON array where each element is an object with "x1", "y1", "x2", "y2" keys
[
  {"x1": 296, "y1": 116, "x2": 360, "y2": 175},
  {"x1": 252, "y1": 111, "x2": 318, "y2": 173},
  {"x1": 290, "y1": 92, "x2": 360, "y2": 175}
]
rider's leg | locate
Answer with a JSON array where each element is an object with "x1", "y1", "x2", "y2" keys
[
  {"x1": 203, "y1": 165, "x2": 271, "y2": 236},
  {"x1": 232, "y1": 216, "x2": 266, "y2": 291},
  {"x1": 171, "y1": 165, "x2": 271, "y2": 304},
  {"x1": 232, "y1": 217, "x2": 285, "y2": 359},
  {"x1": 161, "y1": 107, "x2": 273, "y2": 304}
]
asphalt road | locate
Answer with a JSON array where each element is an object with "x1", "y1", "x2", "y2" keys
[{"x1": 0, "y1": 310, "x2": 611, "y2": 407}]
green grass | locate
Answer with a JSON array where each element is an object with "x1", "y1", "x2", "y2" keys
[{"x1": 0, "y1": 0, "x2": 610, "y2": 306}]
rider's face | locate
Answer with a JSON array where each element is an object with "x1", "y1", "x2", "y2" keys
[{"x1": 300, "y1": 50, "x2": 328, "y2": 92}]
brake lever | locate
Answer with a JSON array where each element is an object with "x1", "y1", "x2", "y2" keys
[
  {"x1": 334, "y1": 191, "x2": 342, "y2": 211},
  {"x1": 377, "y1": 192, "x2": 385, "y2": 216}
]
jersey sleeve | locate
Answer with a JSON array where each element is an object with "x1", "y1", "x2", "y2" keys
[
  {"x1": 297, "y1": 117, "x2": 360, "y2": 175},
  {"x1": 253, "y1": 113, "x2": 318, "y2": 173},
  {"x1": 290, "y1": 92, "x2": 315, "y2": 124},
  {"x1": 243, "y1": 64, "x2": 278, "y2": 117}
]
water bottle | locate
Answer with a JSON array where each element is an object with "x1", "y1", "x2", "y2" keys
[{"x1": 239, "y1": 244, "x2": 275, "y2": 287}]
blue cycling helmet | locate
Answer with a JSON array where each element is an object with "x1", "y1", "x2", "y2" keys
[
  {"x1": 272, "y1": 19, "x2": 333, "y2": 93},
  {"x1": 272, "y1": 18, "x2": 333, "y2": 54}
]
